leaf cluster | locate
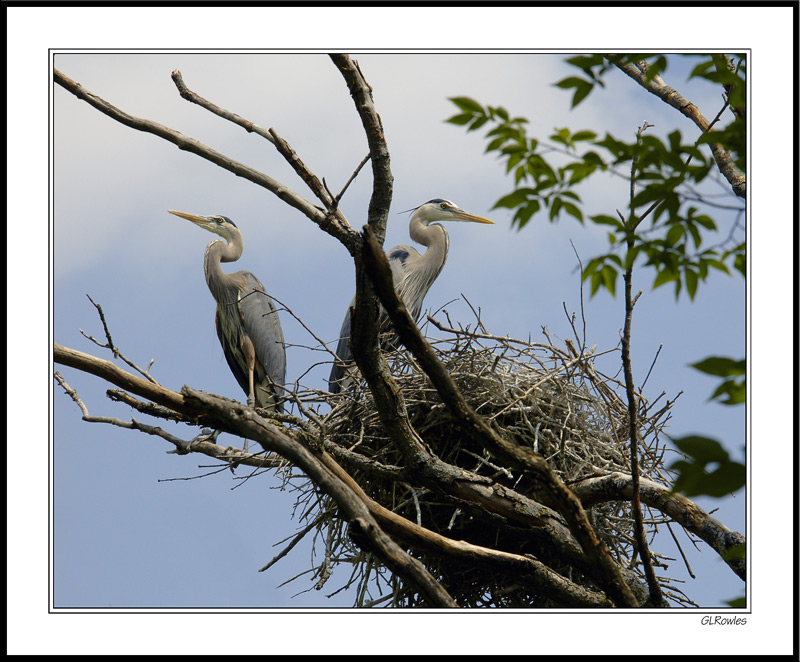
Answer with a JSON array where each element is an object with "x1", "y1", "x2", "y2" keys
[
  {"x1": 448, "y1": 96, "x2": 594, "y2": 229},
  {"x1": 669, "y1": 435, "x2": 745, "y2": 498},
  {"x1": 690, "y1": 356, "x2": 746, "y2": 405},
  {"x1": 446, "y1": 53, "x2": 746, "y2": 303}
]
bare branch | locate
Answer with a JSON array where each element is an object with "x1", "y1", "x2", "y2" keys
[
  {"x1": 329, "y1": 54, "x2": 393, "y2": 246},
  {"x1": 570, "y1": 473, "x2": 745, "y2": 581},
  {"x1": 268, "y1": 127, "x2": 334, "y2": 208},
  {"x1": 54, "y1": 67, "x2": 360, "y2": 252},
  {"x1": 621, "y1": 123, "x2": 664, "y2": 606},
  {"x1": 170, "y1": 69, "x2": 276, "y2": 144}
]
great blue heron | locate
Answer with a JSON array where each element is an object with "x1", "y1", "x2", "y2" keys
[
  {"x1": 169, "y1": 210, "x2": 286, "y2": 417},
  {"x1": 328, "y1": 199, "x2": 494, "y2": 393}
]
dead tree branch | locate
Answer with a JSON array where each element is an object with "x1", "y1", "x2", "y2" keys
[{"x1": 570, "y1": 473, "x2": 745, "y2": 581}]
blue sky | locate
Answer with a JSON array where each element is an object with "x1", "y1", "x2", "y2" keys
[{"x1": 8, "y1": 4, "x2": 796, "y2": 658}]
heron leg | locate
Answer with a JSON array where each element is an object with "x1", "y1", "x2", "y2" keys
[
  {"x1": 240, "y1": 335, "x2": 257, "y2": 408},
  {"x1": 240, "y1": 335, "x2": 258, "y2": 454}
]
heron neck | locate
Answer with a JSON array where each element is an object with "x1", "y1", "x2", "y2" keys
[
  {"x1": 409, "y1": 220, "x2": 450, "y2": 283},
  {"x1": 204, "y1": 238, "x2": 243, "y2": 300}
]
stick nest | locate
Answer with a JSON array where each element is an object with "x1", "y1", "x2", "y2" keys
[{"x1": 283, "y1": 313, "x2": 679, "y2": 608}]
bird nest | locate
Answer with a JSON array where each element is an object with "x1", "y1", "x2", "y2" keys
[{"x1": 279, "y1": 312, "x2": 679, "y2": 608}]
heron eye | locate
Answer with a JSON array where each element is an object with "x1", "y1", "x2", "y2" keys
[{"x1": 440, "y1": 203, "x2": 447, "y2": 209}]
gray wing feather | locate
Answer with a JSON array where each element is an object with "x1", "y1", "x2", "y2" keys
[
  {"x1": 328, "y1": 247, "x2": 420, "y2": 393},
  {"x1": 238, "y1": 272, "x2": 286, "y2": 408},
  {"x1": 328, "y1": 295, "x2": 354, "y2": 394}
]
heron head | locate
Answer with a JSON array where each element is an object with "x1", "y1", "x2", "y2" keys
[
  {"x1": 409, "y1": 199, "x2": 495, "y2": 226},
  {"x1": 168, "y1": 210, "x2": 238, "y2": 241}
]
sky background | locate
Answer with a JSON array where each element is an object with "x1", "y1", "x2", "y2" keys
[{"x1": 8, "y1": 4, "x2": 796, "y2": 658}]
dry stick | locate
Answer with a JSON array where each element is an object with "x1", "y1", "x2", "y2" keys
[
  {"x1": 81, "y1": 295, "x2": 159, "y2": 384},
  {"x1": 665, "y1": 521, "x2": 696, "y2": 580},
  {"x1": 259, "y1": 515, "x2": 327, "y2": 573},
  {"x1": 331, "y1": 154, "x2": 371, "y2": 208},
  {"x1": 621, "y1": 122, "x2": 664, "y2": 606},
  {"x1": 359, "y1": 225, "x2": 639, "y2": 608}
]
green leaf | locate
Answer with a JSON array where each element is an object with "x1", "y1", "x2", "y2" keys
[
  {"x1": 653, "y1": 267, "x2": 678, "y2": 290},
  {"x1": 725, "y1": 597, "x2": 746, "y2": 608},
  {"x1": 693, "y1": 214, "x2": 717, "y2": 231},
  {"x1": 571, "y1": 130, "x2": 597, "y2": 142},
  {"x1": 706, "y1": 259, "x2": 731, "y2": 275},
  {"x1": 513, "y1": 200, "x2": 540, "y2": 229},
  {"x1": 669, "y1": 434, "x2": 746, "y2": 498},
  {"x1": 703, "y1": 461, "x2": 747, "y2": 497},
  {"x1": 562, "y1": 201, "x2": 584, "y2": 223},
  {"x1": 624, "y1": 245, "x2": 641, "y2": 270},
  {"x1": 490, "y1": 105, "x2": 509, "y2": 121},
  {"x1": 684, "y1": 268, "x2": 698, "y2": 300},
  {"x1": 710, "y1": 379, "x2": 746, "y2": 405},
  {"x1": 506, "y1": 152, "x2": 523, "y2": 172},
  {"x1": 549, "y1": 196, "x2": 562, "y2": 221},
  {"x1": 554, "y1": 76, "x2": 588, "y2": 90},
  {"x1": 570, "y1": 80, "x2": 594, "y2": 107},
  {"x1": 590, "y1": 214, "x2": 624, "y2": 231},
  {"x1": 734, "y1": 253, "x2": 746, "y2": 278},
  {"x1": 666, "y1": 224, "x2": 684, "y2": 246},
  {"x1": 689, "y1": 58, "x2": 715, "y2": 79},
  {"x1": 493, "y1": 189, "x2": 532, "y2": 209},
  {"x1": 690, "y1": 357, "x2": 746, "y2": 378},
  {"x1": 485, "y1": 136, "x2": 508, "y2": 153},
  {"x1": 449, "y1": 96, "x2": 484, "y2": 114},
  {"x1": 582, "y1": 256, "x2": 605, "y2": 278},
  {"x1": 601, "y1": 264, "x2": 618, "y2": 296},
  {"x1": 446, "y1": 112, "x2": 474, "y2": 126},
  {"x1": 590, "y1": 270, "x2": 602, "y2": 296},
  {"x1": 686, "y1": 222, "x2": 702, "y2": 249},
  {"x1": 469, "y1": 116, "x2": 489, "y2": 131},
  {"x1": 673, "y1": 435, "x2": 729, "y2": 463}
]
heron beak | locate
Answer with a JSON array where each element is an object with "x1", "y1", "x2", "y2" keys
[
  {"x1": 168, "y1": 209, "x2": 213, "y2": 229},
  {"x1": 453, "y1": 209, "x2": 495, "y2": 224}
]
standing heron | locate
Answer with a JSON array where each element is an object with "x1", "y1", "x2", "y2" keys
[
  {"x1": 169, "y1": 210, "x2": 286, "y2": 418},
  {"x1": 328, "y1": 199, "x2": 494, "y2": 393}
]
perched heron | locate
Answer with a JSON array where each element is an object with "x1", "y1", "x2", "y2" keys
[
  {"x1": 328, "y1": 198, "x2": 494, "y2": 393},
  {"x1": 169, "y1": 210, "x2": 286, "y2": 416}
]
